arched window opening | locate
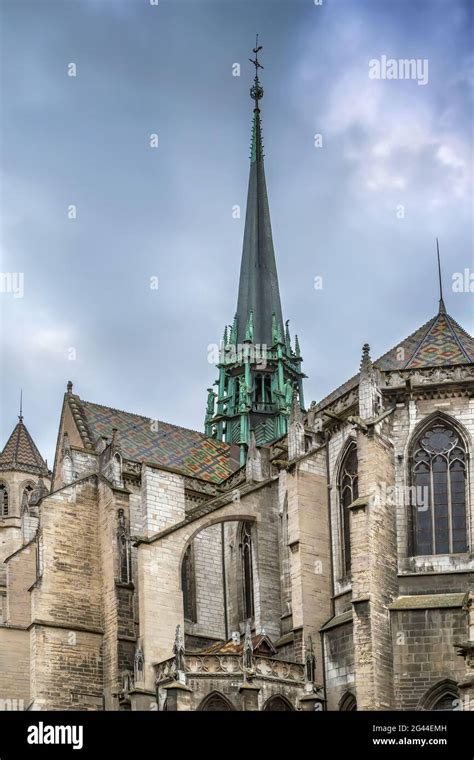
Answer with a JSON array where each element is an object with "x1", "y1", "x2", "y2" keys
[
  {"x1": 263, "y1": 695, "x2": 294, "y2": 711},
  {"x1": 21, "y1": 483, "x2": 34, "y2": 511},
  {"x1": 339, "y1": 692, "x2": 357, "y2": 711},
  {"x1": 181, "y1": 544, "x2": 197, "y2": 623},
  {"x1": 432, "y1": 693, "x2": 458, "y2": 711},
  {"x1": 254, "y1": 373, "x2": 272, "y2": 411},
  {"x1": 240, "y1": 522, "x2": 254, "y2": 621},
  {"x1": 198, "y1": 692, "x2": 234, "y2": 711},
  {"x1": 338, "y1": 444, "x2": 358, "y2": 577},
  {"x1": 411, "y1": 420, "x2": 467, "y2": 556},
  {"x1": 419, "y1": 680, "x2": 459, "y2": 711},
  {"x1": 0, "y1": 483, "x2": 9, "y2": 517}
]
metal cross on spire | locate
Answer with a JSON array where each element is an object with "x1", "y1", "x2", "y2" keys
[
  {"x1": 249, "y1": 34, "x2": 264, "y2": 107},
  {"x1": 19, "y1": 388, "x2": 23, "y2": 422}
]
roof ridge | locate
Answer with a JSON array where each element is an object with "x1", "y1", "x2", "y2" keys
[{"x1": 81, "y1": 399, "x2": 230, "y2": 447}]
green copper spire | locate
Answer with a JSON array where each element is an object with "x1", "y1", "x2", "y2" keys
[
  {"x1": 235, "y1": 37, "x2": 284, "y2": 347},
  {"x1": 205, "y1": 39, "x2": 306, "y2": 461}
]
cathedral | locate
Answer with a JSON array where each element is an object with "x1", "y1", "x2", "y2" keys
[{"x1": 0, "y1": 48, "x2": 473, "y2": 713}]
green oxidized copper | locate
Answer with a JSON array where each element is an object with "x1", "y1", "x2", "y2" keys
[{"x1": 204, "y1": 41, "x2": 306, "y2": 464}]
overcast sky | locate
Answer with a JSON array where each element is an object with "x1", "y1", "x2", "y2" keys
[{"x1": 0, "y1": 0, "x2": 472, "y2": 466}]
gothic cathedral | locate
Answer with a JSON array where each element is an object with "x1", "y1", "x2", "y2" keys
[{"x1": 0, "y1": 47, "x2": 473, "y2": 712}]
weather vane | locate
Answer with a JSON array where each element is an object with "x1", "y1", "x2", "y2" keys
[{"x1": 249, "y1": 34, "x2": 264, "y2": 105}]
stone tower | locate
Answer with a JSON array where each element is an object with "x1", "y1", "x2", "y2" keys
[
  {"x1": 0, "y1": 410, "x2": 49, "y2": 622},
  {"x1": 205, "y1": 41, "x2": 305, "y2": 465}
]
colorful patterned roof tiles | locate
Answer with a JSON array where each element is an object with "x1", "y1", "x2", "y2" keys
[
  {"x1": 314, "y1": 310, "x2": 474, "y2": 412},
  {"x1": 0, "y1": 420, "x2": 49, "y2": 475},
  {"x1": 77, "y1": 400, "x2": 239, "y2": 484},
  {"x1": 377, "y1": 312, "x2": 473, "y2": 370}
]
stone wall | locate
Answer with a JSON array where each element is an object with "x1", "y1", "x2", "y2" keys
[
  {"x1": 29, "y1": 477, "x2": 103, "y2": 710},
  {"x1": 324, "y1": 621, "x2": 355, "y2": 710},
  {"x1": 186, "y1": 524, "x2": 226, "y2": 640},
  {"x1": 391, "y1": 606, "x2": 467, "y2": 710}
]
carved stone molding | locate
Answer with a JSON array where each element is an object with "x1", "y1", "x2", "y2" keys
[{"x1": 154, "y1": 653, "x2": 305, "y2": 686}]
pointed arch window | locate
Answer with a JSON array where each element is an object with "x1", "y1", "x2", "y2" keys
[
  {"x1": 419, "y1": 679, "x2": 459, "y2": 711},
  {"x1": 411, "y1": 420, "x2": 467, "y2": 556},
  {"x1": 240, "y1": 521, "x2": 254, "y2": 620},
  {"x1": 181, "y1": 544, "x2": 197, "y2": 623},
  {"x1": 339, "y1": 692, "x2": 357, "y2": 711},
  {"x1": 0, "y1": 483, "x2": 9, "y2": 517},
  {"x1": 338, "y1": 443, "x2": 358, "y2": 577},
  {"x1": 198, "y1": 692, "x2": 234, "y2": 711}
]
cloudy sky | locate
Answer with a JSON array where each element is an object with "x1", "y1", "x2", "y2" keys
[{"x1": 0, "y1": 0, "x2": 472, "y2": 466}]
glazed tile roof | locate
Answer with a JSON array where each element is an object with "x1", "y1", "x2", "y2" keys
[
  {"x1": 77, "y1": 399, "x2": 239, "y2": 484},
  {"x1": 375, "y1": 312, "x2": 474, "y2": 370},
  {"x1": 0, "y1": 419, "x2": 49, "y2": 475},
  {"x1": 315, "y1": 310, "x2": 474, "y2": 412}
]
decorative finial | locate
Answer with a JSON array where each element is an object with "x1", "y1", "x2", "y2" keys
[
  {"x1": 285, "y1": 319, "x2": 291, "y2": 351},
  {"x1": 19, "y1": 389, "x2": 23, "y2": 422},
  {"x1": 249, "y1": 36, "x2": 264, "y2": 163},
  {"x1": 294, "y1": 334, "x2": 301, "y2": 358},
  {"x1": 67, "y1": 380, "x2": 73, "y2": 395},
  {"x1": 173, "y1": 624, "x2": 185, "y2": 680},
  {"x1": 249, "y1": 34, "x2": 264, "y2": 106},
  {"x1": 360, "y1": 343, "x2": 372, "y2": 372},
  {"x1": 243, "y1": 620, "x2": 254, "y2": 674},
  {"x1": 436, "y1": 238, "x2": 446, "y2": 314}
]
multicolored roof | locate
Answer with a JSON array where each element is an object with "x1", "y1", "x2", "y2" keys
[
  {"x1": 74, "y1": 398, "x2": 239, "y2": 484},
  {"x1": 375, "y1": 311, "x2": 474, "y2": 370},
  {"x1": 315, "y1": 310, "x2": 474, "y2": 412},
  {"x1": 0, "y1": 419, "x2": 49, "y2": 475}
]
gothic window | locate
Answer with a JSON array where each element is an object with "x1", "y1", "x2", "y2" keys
[
  {"x1": 198, "y1": 692, "x2": 234, "y2": 711},
  {"x1": 339, "y1": 692, "x2": 357, "y2": 711},
  {"x1": 240, "y1": 521, "x2": 254, "y2": 620},
  {"x1": 338, "y1": 443, "x2": 358, "y2": 577},
  {"x1": 0, "y1": 483, "x2": 9, "y2": 517},
  {"x1": 263, "y1": 695, "x2": 294, "y2": 711},
  {"x1": 181, "y1": 544, "x2": 197, "y2": 623},
  {"x1": 21, "y1": 483, "x2": 34, "y2": 511},
  {"x1": 419, "y1": 680, "x2": 459, "y2": 711},
  {"x1": 411, "y1": 420, "x2": 468, "y2": 556}
]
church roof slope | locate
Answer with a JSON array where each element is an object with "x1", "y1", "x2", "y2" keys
[
  {"x1": 0, "y1": 419, "x2": 49, "y2": 475},
  {"x1": 375, "y1": 311, "x2": 474, "y2": 370},
  {"x1": 315, "y1": 310, "x2": 474, "y2": 412},
  {"x1": 78, "y1": 399, "x2": 240, "y2": 484}
]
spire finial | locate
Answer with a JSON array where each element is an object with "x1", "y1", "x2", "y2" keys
[
  {"x1": 19, "y1": 389, "x2": 23, "y2": 422},
  {"x1": 249, "y1": 34, "x2": 264, "y2": 107},
  {"x1": 249, "y1": 36, "x2": 264, "y2": 163},
  {"x1": 436, "y1": 238, "x2": 446, "y2": 314}
]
